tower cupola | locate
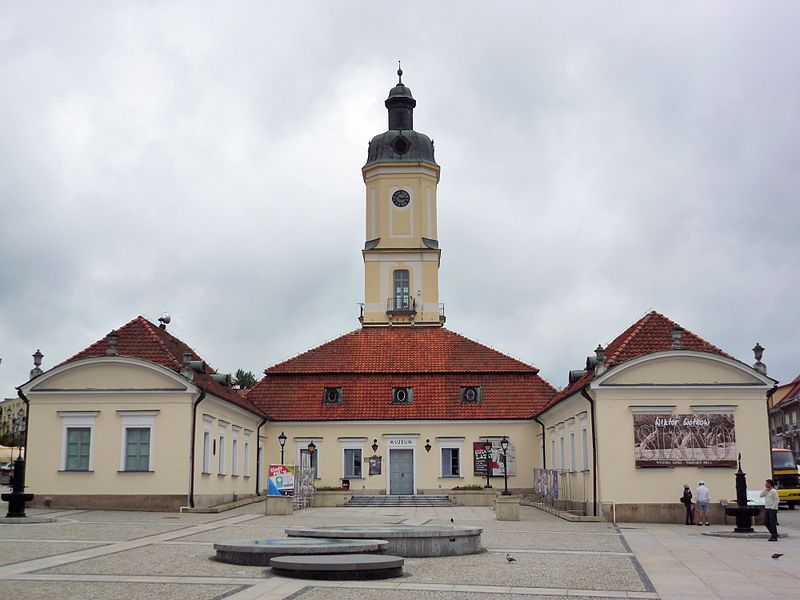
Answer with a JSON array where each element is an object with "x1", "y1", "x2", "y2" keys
[{"x1": 386, "y1": 67, "x2": 416, "y2": 130}]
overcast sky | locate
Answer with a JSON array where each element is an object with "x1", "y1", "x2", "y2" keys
[{"x1": 1, "y1": 2, "x2": 798, "y2": 398}]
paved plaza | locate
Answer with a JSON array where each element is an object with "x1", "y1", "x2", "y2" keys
[{"x1": 1, "y1": 500, "x2": 799, "y2": 600}]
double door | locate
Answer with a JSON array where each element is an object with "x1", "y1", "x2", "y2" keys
[{"x1": 389, "y1": 449, "x2": 414, "y2": 494}]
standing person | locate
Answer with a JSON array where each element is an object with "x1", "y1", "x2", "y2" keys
[
  {"x1": 681, "y1": 484, "x2": 694, "y2": 525},
  {"x1": 695, "y1": 480, "x2": 711, "y2": 526},
  {"x1": 761, "y1": 478, "x2": 780, "y2": 541}
]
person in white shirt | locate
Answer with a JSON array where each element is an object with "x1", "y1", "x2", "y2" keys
[
  {"x1": 695, "y1": 481, "x2": 711, "y2": 526},
  {"x1": 760, "y1": 478, "x2": 780, "y2": 541}
]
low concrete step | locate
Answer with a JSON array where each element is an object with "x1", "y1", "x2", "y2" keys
[{"x1": 344, "y1": 495, "x2": 455, "y2": 507}]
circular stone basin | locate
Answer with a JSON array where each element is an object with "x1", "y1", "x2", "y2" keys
[
  {"x1": 214, "y1": 537, "x2": 388, "y2": 566},
  {"x1": 285, "y1": 525, "x2": 483, "y2": 557},
  {"x1": 270, "y1": 553, "x2": 404, "y2": 580}
]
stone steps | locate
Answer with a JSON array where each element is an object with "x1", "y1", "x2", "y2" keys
[{"x1": 344, "y1": 495, "x2": 455, "y2": 507}]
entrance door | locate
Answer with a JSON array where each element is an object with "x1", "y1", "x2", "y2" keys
[{"x1": 389, "y1": 449, "x2": 414, "y2": 494}]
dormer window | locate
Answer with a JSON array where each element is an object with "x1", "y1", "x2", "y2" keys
[
  {"x1": 323, "y1": 387, "x2": 343, "y2": 405},
  {"x1": 461, "y1": 386, "x2": 481, "y2": 404},
  {"x1": 392, "y1": 387, "x2": 413, "y2": 404}
]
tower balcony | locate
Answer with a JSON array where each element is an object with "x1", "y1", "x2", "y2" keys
[{"x1": 387, "y1": 297, "x2": 416, "y2": 314}]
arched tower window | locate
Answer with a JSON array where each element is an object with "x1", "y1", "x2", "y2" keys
[{"x1": 393, "y1": 270, "x2": 410, "y2": 311}]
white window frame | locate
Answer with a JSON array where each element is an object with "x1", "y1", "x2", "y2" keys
[
  {"x1": 202, "y1": 416, "x2": 214, "y2": 474},
  {"x1": 548, "y1": 430, "x2": 556, "y2": 469},
  {"x1": 243, "y1": 431, "x2": 252, "y2": 477},
  {"x1": 218, "y1": 421, "x2": 228, "y2": 475},
  {"x1": 579, "y1": 412, "x2": 589, "y2": 471},
  {"x1": 58, "y1": 411, "x2": 99, "y2": 472},
  {"x1": 437, "y1": 437, "x2": 464, "y2": 478},
  {"x1": 569, "y1": 431, "x2": 576, "y2": 472},
  {"x1": 231, "y1": 426, "x2": 240, "y2": 476},
  {"x1": 339, "y1": 438, "x2": 366, "y2": 479},
  {"x1": 295, "y1": 437, "x2": 322, "y2": 480},
  {"x1": 117, "y1": 410, "x2": 157, "y2": 472}
]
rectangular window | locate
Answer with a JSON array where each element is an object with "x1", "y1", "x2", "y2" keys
[
  {"x1": 219, "y1": 431, "x2": 227, "y2": 474},
  {"x1": 559, "y1": 436, "x2": 565, "y2": 470},
  {"x1": 569, "y1": 432, "x2": 576, "y2": 472},
  {"x1": 66, "y1": 427, "x2": 91, "y2": 471},
  {"x1": 441, "y1": 447, "x2": 460, "y2": 477},
  {"x1": 232, "y1": 438, "x2": 239, "y2": 476},
  {"x1": 344, "y1": 448, "x2": 362, "y2": 477},
  {"x1": 581, "y1": 428, "x2": 589, "y2": 470},
  {"x1": 244, "y1": 435, "x2": 251, "y2": 476},
  {"x1": 300, "y1": 448, "x2": 319, "y2": 478},
  {"x1": 550, "y1": 438, "x2": 556, "y2": 468},
  {"x1": 203, "y1": 431, "x2": 211, "y2": 473},
  {"x1": 125, "y1": 428, "x2": 150, "y2": 471}
]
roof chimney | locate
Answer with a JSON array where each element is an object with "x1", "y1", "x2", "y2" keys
[
  {"x1": 30, "y1": 349, "x2": 44, "y2": 379},
  {"x1": 105, "y1": 330, "x2": 119, "y2": 356},
  {"x1": 594, "y1": 345, "x2": 607, "y2": 376},
  {"x1": 752, "y1": 343, "x2": 767, "y2": 376},
  {"x1": 180, "y1": 351, "x2": 194, "y2": 380},
  {"x1": 671, "y1": 326, "x2": 684, "y2": 350}
]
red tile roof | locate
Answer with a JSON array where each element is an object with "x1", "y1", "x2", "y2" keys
[
  {"x1": 247, "y1": 327, "x2": 557, "y2": 420},
  {"x1": 61, "y1": 316, "x2": 261, "y2": 415},
  {"x1": 774, "y1": 374, "x2": 800, "y2": 407},
  {"x1": 543, "y1": 311, "x2": 731, "y2": 411},
  {"x1": 266, "y1": 327, "x2": 540, "y2": 374}
]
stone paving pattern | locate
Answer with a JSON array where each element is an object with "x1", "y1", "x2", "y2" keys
[{"x1": 1, "y1": 500, "x2": 799, "y2": 599}]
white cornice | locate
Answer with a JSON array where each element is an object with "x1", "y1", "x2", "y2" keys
[{"x1": 362, "y1": 163, "x2": 440, "y2": 182}]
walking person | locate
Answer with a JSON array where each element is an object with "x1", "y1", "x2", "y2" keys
[
  {"x1": 695, "y1": 480, "x2": 711, "y2": 526},
  {"x1": 681, "y1": 484, "x2": 694, "y2": 525},
  {"x1": 761, "y1": 478, "x2": 779, "y2": 541}
]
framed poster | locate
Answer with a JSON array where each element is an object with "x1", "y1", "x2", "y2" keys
[
  {"x1": 473, "y1": 440, "x2": 516, "y2": 476},
  {"x1": 267, "y1": 464, "x2": 296, "y2": 496},
  {"x1": 368, "y1": 455, "x2": 382, "y2": 476},
  {"x1": 633, "y1": 413, "x2": 736, "y2": 467}
]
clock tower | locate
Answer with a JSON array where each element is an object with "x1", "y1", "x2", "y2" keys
[{"x1": 360, "y1": 69, "x2": 444, "y2": 327}]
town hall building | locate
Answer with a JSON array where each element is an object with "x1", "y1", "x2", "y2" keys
[{"x1": 16, "y1": 72, "x2": 776, "y2": 520}]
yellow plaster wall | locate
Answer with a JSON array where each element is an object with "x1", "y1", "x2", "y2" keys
[
  {"x1": 26, "y1": 391, "x2": 193, "y2": 496},
  {"x1": 594, "y1": 387, "x2": 770, "y2": 505},
  {"x1": 263, "y1": 421, "x2": 536, "y2": 492}
]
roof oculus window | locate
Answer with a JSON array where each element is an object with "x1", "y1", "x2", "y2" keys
[
  {"x1": 460, "y1": 386, "x2": 481, "y2": 404},
  {"x1": 392, "y1": 387, "x2": 413, "y2": 404},
  {"x1": 323, "y1": 387, "x2": 343, "y2": 405}
]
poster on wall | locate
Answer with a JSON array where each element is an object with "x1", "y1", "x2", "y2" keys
[
  {"x1": 267, "y1": 464, "x2": 296, "y2": 496},
  {"x1": 369, "y1": 455, "x2": 382, "y2": 476},
  {"x1": 473, "y1": 441, "x2": 516, "y2": 476},
  {"x1": 633, "y1": 413, "x2": 736, "y2": 467}
]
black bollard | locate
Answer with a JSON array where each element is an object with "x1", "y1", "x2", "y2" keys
[{"x1": 1, "y1": 456, "x2": 34, "y2": 518}]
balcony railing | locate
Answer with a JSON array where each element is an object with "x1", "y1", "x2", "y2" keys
[{"x1": 387, "y1": 296, "x2": 416, "y2": 314}]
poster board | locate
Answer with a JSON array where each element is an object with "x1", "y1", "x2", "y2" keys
[
  {"x1": 473, "y1": 441, "x2": 516, "y2": 476},
  {"x1": 267, "y1": 464, "x2": 296, "y2": 496},
  {"x1": 633, "y1": 413, "x2": 736, "y2": 467}
]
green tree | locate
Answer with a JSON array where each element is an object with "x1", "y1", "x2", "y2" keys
[{"x1": 235, "y1": 369, "x2": 258, "y2": 389}]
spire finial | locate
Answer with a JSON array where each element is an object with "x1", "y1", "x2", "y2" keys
[{"x1": 397, "y1": 61, "x2": 403, "y2": 84}]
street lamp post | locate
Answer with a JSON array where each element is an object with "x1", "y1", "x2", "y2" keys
[
  {"x1": 500, "y1": 435, "x2": 510, "y2": 496},
  {"x1": 278, "y1": 431, "x2": 287, "y2": 465},
  {"x1": 483, "y1": 440, "x2": 493, "y2": 488}
]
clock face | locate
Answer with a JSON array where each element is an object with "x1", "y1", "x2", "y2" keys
[{"x1": 392, "y1": 190, "x2": 410, "y2": 207}]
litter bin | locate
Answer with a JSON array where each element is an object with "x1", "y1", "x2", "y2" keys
[{"x1": 342, "y1": 479, "x2": 350, "y2": 491}]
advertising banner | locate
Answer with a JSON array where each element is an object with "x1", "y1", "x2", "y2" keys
[
  {"x1": 267, "y1": 464, "x2": 296, "y2": 496},
  {"x1": 473, "y1": 441, "x2": 516, "y2": 476},
  {"x1": 533, "y1": 468, "x2": 559, "y2": 499},
  {"x1": 633, "y1": 413, "x2": 736, "y2": 467}
]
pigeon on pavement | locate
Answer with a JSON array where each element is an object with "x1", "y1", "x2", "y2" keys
[
  {"x1": 771, "y1": 553, "x2": 783, "y2": 560},
  {"x1": 506, "y1": 554, "x2": 517, "y2": 563}
]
